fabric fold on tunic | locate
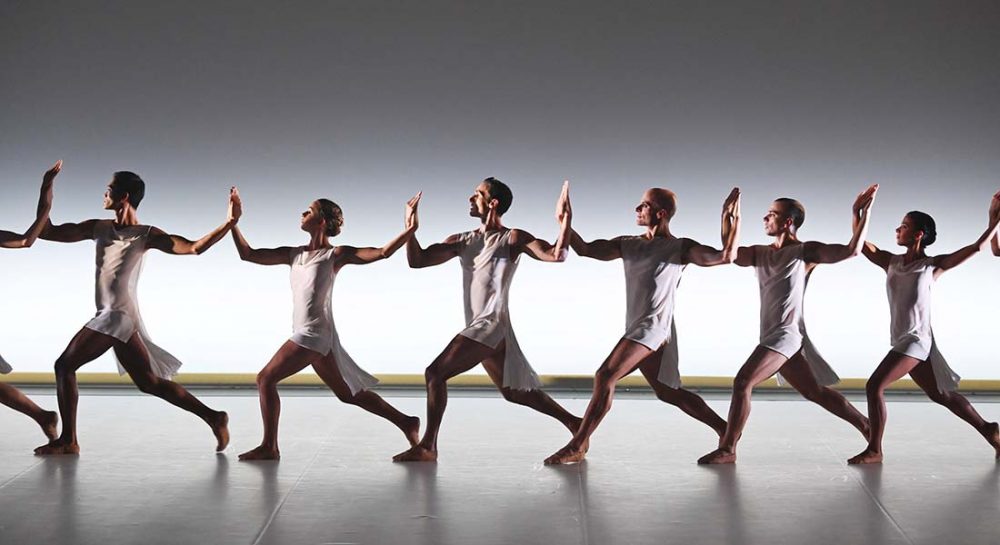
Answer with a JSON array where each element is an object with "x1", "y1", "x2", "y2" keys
[
  {"x1": 84, "y1": 222, "x2": 182, "y2": 380},
  {"x1": 886, "y1": 255, "x2": 960, "y2": 393},
  {"x1": 288, "y1": 247, "x2": 378, "y2": 396},
  {"x1": 456, "y1": 229, "x2": 541, "y2": 391},
  {"x1": 755, "y1": 244, "x2": 840, "y2": 387},
  {"x1": 620, "y1": 236, "x2": 687, "y2": 388}
]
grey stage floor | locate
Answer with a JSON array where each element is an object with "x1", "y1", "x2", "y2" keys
[{"x1": 1, "y1": 389, "x2": 998, "y2": 545}]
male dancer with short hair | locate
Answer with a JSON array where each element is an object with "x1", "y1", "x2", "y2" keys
[
  {"x1": 1, "y1": 161, "x2": 61, "y2": 439},
  {"x1": 698, "y1": 185, "x2": 878, "y2": 465},
  {"x1": 393, "y1": 178, "x2": 581, "y2": 462},
  {"x1": 34, "y1": 171, "x2": 234, "y2": 455},
  {"x1": 544, "y1": 187, "x2": 740, "y2": 465}
]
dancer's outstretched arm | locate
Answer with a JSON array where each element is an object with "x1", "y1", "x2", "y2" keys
[
  {"x1": 338, "y1": 193, "x2": 421, "y2": 266},
  {"x1": 992, "y1": 230, "x2": 999, "y2": 257},
  {"x1": 228, "y1": 188, "x2": 292, "y2": 265},
  {"x1": 148, "y1": 186, "x2": 239, "y2": 255},
  {"x1": 570, "y1": 230, "x2": 623, "y2": 261},
  {"x1": 861, "y1": 241, "x2": 893, "y2": 271},
  {"x1": 513, "y1": 181, "x2": 572, "y2": 262},
  {"x1": 802, "y1": 184, "x2": 878, "y2": 264},
  {"x1": 685, "y1": 187, "x2": 741, "y2": 266},
  {"x1": 405, "y1": 193, "x2": 464, "y2": 269},
  {"x1": 933, "y1": 190, "x2": 1000, "y2": 274},
  {"x1": 1, "y1": 160, "x2": 61, "y2": 248}
]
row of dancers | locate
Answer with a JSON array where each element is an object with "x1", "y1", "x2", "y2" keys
[{"x1": 2, "y1": 161, "x2": 999, "y2": 465}]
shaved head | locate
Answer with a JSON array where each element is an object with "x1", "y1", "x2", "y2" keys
[{"x1": 646, "y1": 188, "x2": 678, "y2": 220}]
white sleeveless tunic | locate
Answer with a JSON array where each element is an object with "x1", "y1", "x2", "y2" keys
[
  {"x1": 84, "y1": 222, "x2": 182, "y2": 379},
  {"x1": 886, "y1": 255, "x2": 960, "y2": 393},
  {"x1": 754, "y1": 244, "x2": 839, "y2": 386},
  {"x1": 456, "y1": 229, "x2": 541, "y2": 391},
  {"x1": 287, "y1": 246, "x2": 378, "y2": 396},
  {"x1": 620, "y1": 236, "x2": 686, "y2": 388}
]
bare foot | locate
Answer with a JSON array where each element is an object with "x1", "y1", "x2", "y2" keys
[
  {"x1": 698, "y1": 448, "x2": 736, "y2": 465},
  {"x1": 401, "y1": 416, "x2": 420, "y2": 447},
  {"x1": 210, "y1": 412, "x2": 230, "y2": 452},
  {"x1": 847, "y1": 449, "x2": 883, "y2": 465},
  {"x1": 983, "y1": 422, "x2": 999, "y2": 459},
  {"x1": 38, "y1": 411, "x2": 59, "y2": 441},
  {"x1": 544, "y1": 446, "x2": 586, "y2": 465},
  {"x1": 34, "y1": 439, "x2": 79, "y2": 456},
  {"x1": 393, "y1": 445, "x2": 437, "y2": 462},
  {"x1": 238, "y1": 445, "x2": 280, "y2": 461}
]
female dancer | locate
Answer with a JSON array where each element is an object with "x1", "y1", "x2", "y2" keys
[
  {"x1": 848, "y1": 191, "x2": 1000, "y2": 464},
  {"x1": 230, "y1": 188, "x2": 422, "y2": 461},
  {"x1": 1, "y1": 161, "x2": 61, "y2": 439}
]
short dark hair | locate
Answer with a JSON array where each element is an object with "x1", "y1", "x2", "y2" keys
[
  {"x1": 906, "y1": 211, "x2": 937, "y2": 246},
  {"x1": 775, "y1": 197, "x2": 805, "y2": 230},
  {"x1": 111, "y1": 171, "x2": 146, "y2": 209},
  {"x1": 482, "y1": 177, "x2": 513, "y2": 215},
  {"x1": 317, "y1": 198, "x2": 344, "y2": 237}
]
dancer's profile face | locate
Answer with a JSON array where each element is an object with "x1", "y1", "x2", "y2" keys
[
  {"x1": 763, "y1": 202, "x2": 789, "y2": 236},
  {"x1": 635, "y1": 193, "x2": 660, "y2": 226},
  {"x1": 895, "y1": 216, "x2": 918, "y2": 246},
  {"x1": 469, "y1": 182, "x2": 492, "y2": 218},
  {"x1": 103, "y1": 182, "x2": 122, "y2": 210},
  {"x1": 300, "y1": 201, "x2": 324, "y2": 233}
]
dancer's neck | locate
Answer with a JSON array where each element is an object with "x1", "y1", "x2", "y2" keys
[
  {"x1": 113, "y1": 206, "x2": 140, "y2": 226},
  {"x1": 770, "y1": 231, "x2": 800, "y2": 248},
  {"x1": 643, "y1": 222, "x2": 673, "y2": 240},
  {"x1": 478, "y1": 214, "x2": 505, "y2": 233},
  {"x1": 305, "y1": 230, "x2": 332, "y2": 251},
  {"x1": 902, "y1": 245, "x2": 927, "y2": 263}
]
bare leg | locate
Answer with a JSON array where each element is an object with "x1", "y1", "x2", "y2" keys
[
  {"x1": 638, "y1": 347, "x2": 727, "y2": 437},
  {"x1": 698, "y1": 346, "x2": 789, "y2": 465},
  {"x1": 779, "y1": 353, "x2": 870, "y2": 438},
  {"x1": 0, "y1": 382, "x2": 58, "y2": 440},
  {"x1": 312, "y1": 351, "x2": 420, "y2": 448},
  {"x1": 480, "y1": 342, "x2": 582, "y2": 434},
  {"x1": 393, "y1": 335, "x2": 496, "y2": 462},
  {"x1": 239, "y1": 341, "x2": 314, "y2": 461},
  {"x1": 35, "y1": 327, "x2": 116, "y2": 455},
  {"x1": 544, "y1": 339, "x2": 651, "y2": 465},
  {"x1": 848, "y1": 351, "x2": 920, "y2": 465},
  {"x1": 114, "y1": 333, "x2": 230, "y2": 452},
  {"x1": 908, "y1": 361, "x2": 1000, "y2": 459}
]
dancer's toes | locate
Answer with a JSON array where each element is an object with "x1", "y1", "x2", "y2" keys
[
  {"x1": 34, "y1": 439, "x2": 79, "y2": 456},
  {"x1": 544, "y1": 446, "x2": 586, "y2": 465},
  {"x1": 39, "y1": 411, "x2": 59, "y2": 441},
  {"x1": 392, "y1": 445, "x2": 437, "y2": 463},
  {"x1": 402, "y1": 416, "x2": 421, "y2": 447},
  {"x1": 238, "y1": 445, "x2": 280, "y2": 461},
  {"x1": 697, "y1": 448, "x2": 736, "y2": 465},
  {"x1": 847, "y1": 449, "x2": 883, "y2": 465},
  {"x1": 211, "y1": 411, "x2": 230, "y2": 452}
]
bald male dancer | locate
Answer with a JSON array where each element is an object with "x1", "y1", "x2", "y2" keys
[
  {"x1": 34, "y1": 171, "x2": 234, "y2": 455},
  {"x1": 544, "y1": 187, "x2": 741, "y2": 465},
  {"x1": 698, "y1": 186, "x2": 877, "y2": 464},
  {"x1": 1, "y1": 161, "x2": 61, "y2": 440},
  {"x1": 393, "y1": 178, "x2": 582, "y2": 462}
]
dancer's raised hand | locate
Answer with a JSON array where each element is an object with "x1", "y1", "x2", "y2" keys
[
  {"x1": 988, "y1": 190, "x2": 1000, "y2": 227},
  {"x1": 853, "y1": 184, "x2": 879, "y2": 215},
  {"x1": 555, "y1": 180, "x2": 572, "y2": 224},
  {"x1": 405, "y1": 191, "x2": 422, "y2": 231},
  {"x1": 722, "y1": 187, "x2": 741, "y2": 219},
  {"x1": 228, "y1": 186, "x2": 243, "y2": 224}
]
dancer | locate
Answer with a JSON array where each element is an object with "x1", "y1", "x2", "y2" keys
[
  {"x1": 544, "y1": 187, "x2": 741, "y2": 465},
  {"x1": 698, "y1": 185, "x2": 878, "y2": 465},
  {"x1": 393, "y1": 178, "x2": 580, "y2": 462},
  {"x1": 848, "y1": 191, "x2": 1000, "y2": 464},
  {"x1": 0, "y1": 161, "x2": 61, "y2": 440},
  {"x1": 33, "y1": 171, "x2": 233, "y2": 455},
  {"x1": 230, "y1": 188, "x2": 423, "y2": 461}
]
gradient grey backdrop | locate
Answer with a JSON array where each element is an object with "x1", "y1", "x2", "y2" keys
[{"x1": 2, "y1": 1, "x2": 998, "y2": 379}]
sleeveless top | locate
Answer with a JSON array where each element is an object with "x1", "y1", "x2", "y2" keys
[
  {"x1": 620, "y1": 236, "x2": 686, "y2": 388},
  {"x1": 456, "y1": 229, "x2": 541, "y2": 390}
]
